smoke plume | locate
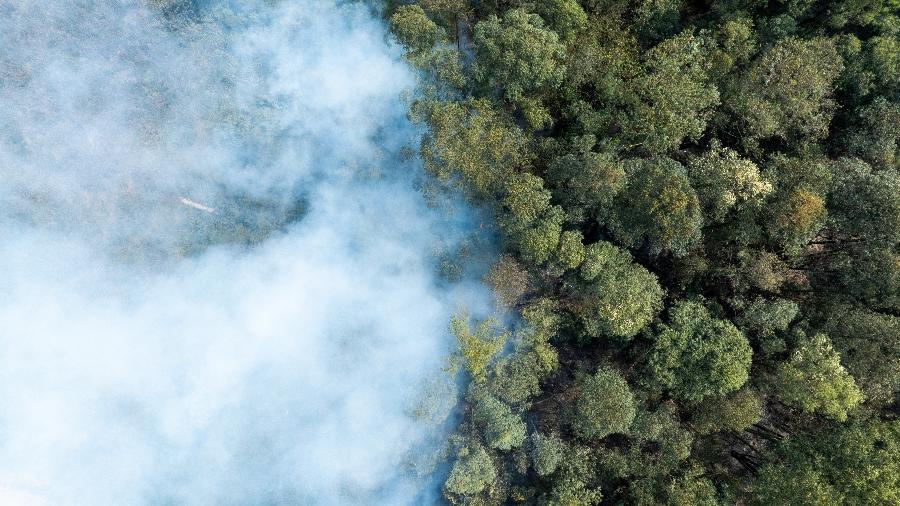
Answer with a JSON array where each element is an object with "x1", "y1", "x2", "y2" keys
[{"x1": 0, "y1": 1, "x2": 486, "y2": 504}]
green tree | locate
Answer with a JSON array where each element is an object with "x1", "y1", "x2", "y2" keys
[
  {"x1": 450, "y1": 313, "x2": 509, "y2": 383},
  {"x1": 774, "y1": 333, "x2": 863, "y2": 421},
  {"x1": 825, "y1": 307, "x2": 900, "y2": 407},
  {"x1": 536, "y1": 0, "x2": 588, "y2": 42},
  {"x1": 752, "y1": 420, "x2": 900, "y2": 505},
  {"x1": 735, "y1": 297, "x2": 798, "y2": 356},
  {"x1": 597, "y1": 403, "x2": 694, "y2": 479},
  {"x1": 572, "y1": 366, "x2": 637, "y2": 440},
  {"x1": 485, "y1": 255, "x2": 529, "y2": 308},
  {"x1": 628, "y1": 465, "x2": 722, "y2": 506},
  {"x1": 420, "y1": 99, "x2": 529, "y2": 198},
  {"x1": 545, "y1": 144, "x2": 626, "y2": 225},
  {"x1": 835, "y1": 248, "x2": 900, "y2": 312},
  {"x1": 770, "y1": 187, "x2": 828, "y2": 254},
  {"x1": 541, "y1": 444, "x2": 602, "y2": 505},
  {"x1": 473, "y1": 8, "x2": 566, "y2": 127},
  {"x1": 554, "y1": 230, "x2": 586, "y2": 270},
  {"x1": 691, "y1": 387, "x2": 763, "y2": 434},
  {"x1": 445, "y1": 440, "x2": 497, "y2": 496},
  {"x1": 727, "y1": 37, "x2": 843, "y2": 145},
  {"x1": 609, "y1": 157, "x2": 703, "y2": 255},
  {"x1": 828, "y1": 158, "x2": 900, "y2": 246},
  {"x1": 687, "y1": 141, "x2": 773, "y2": 223},
  {"x1": 473, "y1": 390, "x2": 527, "y2": 450},
  {"x1": 390, "y1": 5, "x2": 443, "y2": 54},
  {"x1": 576, "y1": 241, "x2": 664, "y2": 340},
  {"x1": 531, "y1": 432, "x2": 566, "y2": 476},
  {"x1": 843, "y1": 97, "x2": 900, "y2": 169},
  {"x1": 623, "y1": 31, "x2": 720, "y2": 154},
  {"x1": 645, "y1": 300, "x2": 752, "y2": 403}
]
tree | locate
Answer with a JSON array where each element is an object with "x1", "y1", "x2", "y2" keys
[
  {"x1": 545, "y1": 144, "x2": 626, "y2": 225},
  {"x1": 536, "y1": 0, "x2": 588, "y2": 42},
  {"x1": 489, "y1": 352, "x2": 543, "y2": 406},
  {"x1": 473, "y1": 390, "x2": 527, "y2": 450},
  {"x1": 450, "y1": 313, "x2": 508, "y2": 384},
  {"x1": 420, "y1": 99, "x2": 529, "y2": 198},
  {"x1": 623, "y1": 31, "x2": 720, "y2": 154},
  {"x1": 473, "y1": 8, "x2": 566, "y2": 128},
  {"x1": 687, "y1": 141, "x2": 773, "y2": 223},
  {"x1": 752, "y1": 420, "x2": 900, "y2": 505},
  {"x1": 531, "y1": 432, "x2": 565, "y2": 476},
  {"x1": 572, "y1": 366, "x2": 637, "y2": 440},
  {"x1": 498, "y1": 173, "x2": 567, "y2": 263},
  {"x1": 645, "y1": 300, "x2": 752, "y2": 403},
  {"x1": 628, "y1": 465, "x2": 722, "y2": 506},
  {"x1": 774, "y1": 333, "x2": 863, "y2": 421},
  {"x1": 445, "y1": 441, "x2": 497, "y2": 496},
  {"x1": 735, "y1": 297, "x2": 798, "y2": 356},
  {"x1": 541, "y1": 444, "x2": 602, "y2": 505},
  {"x1": 576, "y1": 241, "x2": 664, "y2": 340},
  {"x1": 770, "y1": 188, "x2": 828, "y2": 254},
  {"x1": 843, "y1": 97, "x2": 899, "y2": 169},
  {"x1": 691, "y1": 387, "x2": 763, "y2": 434},
  {"x1": 609, "y1": 157, "x2": 703, "y2": 255},
  {"x1": 727, "y1": 37, "x2": 843, "y2": 145},
  {"x1": 485, "y1": 255, "x2": 529, "y2": 308},
  {"x1": 828, "y1": 158, "x2": 900, "y2": 246},
  {"x1": 554, "y1": 230, "x2": 585, "y2": 270},
  {"x1": 387, "y1": 1, "x2": 900, "y2": 503},
  {"x1": 834, "y1": 248, "x2": 900, "y2": 312},
  {"x1": 502, "y1": 205, "x2": 565, "y2": 265},
  {"x1": 390, "y1": 5, "x2": 443, "y2": 54},
  {"x1": 825, "y1": 307, "x2": 900, "y2": 407},
  {"x1": 597, "y1": 403, "x2": 694, "y2": 479}
]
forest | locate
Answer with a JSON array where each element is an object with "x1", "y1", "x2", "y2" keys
[
  {"x1": 1, "y1": 0, "x2": 898, "y2": 503},
  {"x1": 385, "y1": 0, "x2": 900, "y2": 504}
]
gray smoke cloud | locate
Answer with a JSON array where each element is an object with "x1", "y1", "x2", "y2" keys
[{"x1": 0, "y1": 1, "x2": 488, "y2": 504}]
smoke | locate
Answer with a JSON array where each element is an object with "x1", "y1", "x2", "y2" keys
[{"x1": 0, "y1": 1, "x2": 488, "y2": 504}]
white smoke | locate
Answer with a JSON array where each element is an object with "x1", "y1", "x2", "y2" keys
[{"x1": 0, "y1": 1, "x2": 487, "y2": 504}]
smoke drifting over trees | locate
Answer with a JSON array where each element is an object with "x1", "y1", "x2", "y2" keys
[{"x1": 0, "y1": 1, "x2": 489, "y2": 504}]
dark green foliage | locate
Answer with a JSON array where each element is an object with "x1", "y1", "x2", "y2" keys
[
  {"x1": 530, "y1": 432, "x2": 565, "y2": 476},
  {"x1": 752, "y1": 420, "x2": 900, "y2": 505},
  {"x1": 645, "y1": 300, "x2": 752, "y2": 403},
  {"x1": 691, "y1": 388, "x2": 763, "y2": 434},
  {"x1": 445, "y1": 439, "x2": 497, "y2": 496},
  {"x1": 726, "y1": 37, "x2": 844, "y2": 146},
  {"x1": 572, "y1": 366, "x2": 636, "y2": 440},
  {"x1": 545, "y1": 144, "x2": 625, "y2": 225},
  {"x1": 825, "y1": 307, "x2": 900, "y2": 407},
  {"x1": 576, "y1": 241, "x2": 663, "y2": 340},
  {"x1": 828, "y1": 158, "x2": 900, "y2": 245},
  {"x1": 623, "y1": 31, "x2": 720, "y2": 154},
  {"x1": 608, "y1": 157, "x2": 703, "y2": 255},
  {"x1": 473, "y1": 390, "x2": 527, "y2": 450},
  {"x1": 387, "y1": 0, "x2": 900, "y2": 502},
  {"x1": 390, "y1": 5, "x2": 443, "y2": 53},
  {"x1": 473, "y1": 8, "x2": 566, "y2": 128}
]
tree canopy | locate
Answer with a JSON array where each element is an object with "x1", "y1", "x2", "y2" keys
[{"x1": 386, "y1": 0, "x2": 900, "y2": 501}]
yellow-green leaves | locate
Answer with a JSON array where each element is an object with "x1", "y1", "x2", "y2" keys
[
  {"x1": 390, "y1": 5, "x2": 443, "y2": 54},
  {"x1": 775, "y1": 333, "x2": 863, "y2": 422},
  {"x1": 610, "y1": 158, "x2": 703, "y2": 255},
  {"x1": 688, "y1": 141, "x2": 773, "y2": 223},
  {"x1": 577, "y1": 241, "x2": 663, "y2": 340},
  {"x1": 572, "y1": 366, "x2": 636, "y2": 440},
  {"x1": 449, "y1": 313, "x2": 508, "y2": 384},
  {"x1": 421, "y1": 99, "x2": 529, "y2": 198}
]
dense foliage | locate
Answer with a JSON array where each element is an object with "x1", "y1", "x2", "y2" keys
[{"x1": 387, "y1": 0, "x2": 899, "y2": 503}]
